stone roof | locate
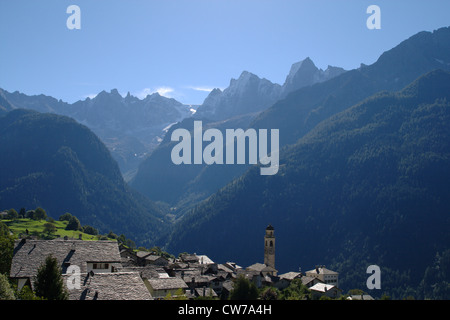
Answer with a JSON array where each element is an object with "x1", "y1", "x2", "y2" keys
[
  {"x1": 179, "y1": 253, "x2": 199, "y2": 263},
  {"x1": 246, "y1": 263, "x2": 277, "y2": 273},
  {"x1": 196, "y1": 254, "x2": 214, "y2": 265},
  {"x1": 10, "y1": 239, "x2": 121, "y2": 279},
  {"x1": 310, "y1": 283, "x2": 340, "y2": 293},
  {"x1": 63, "y1": 271, "x2": 152, "y2": 300},
  {"x1": 117, "y1": 265, "x2": 169, "y2": 279},
  {"x1": 136, "y1": 251, "x2": 152, "y2": 258},
  {"x1": 218, "y1": 264, "x2": 234, "y2": 274},
  {"x1": 147, "y1": 277, "x2": 188, "y2": 291},
  {"x1": 347, "y1": 294, "x2": 374, "y2": 300},
  {"x1": 279, "y1": 271, "x2": 302, "y2": 281},
  {"x1": 301, "y1": 275, "x2": 320, "y2": 286},
  {"x1": 195, "y1": 287, "x2": 218, "y2": 297},
  {"x1": 306, "y1": 266, "x2": 338, "y2": 275}
]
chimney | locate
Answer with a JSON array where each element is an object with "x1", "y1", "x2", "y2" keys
[{"x1": 190, "y1": 277, "x2": 195, "y2": 295}]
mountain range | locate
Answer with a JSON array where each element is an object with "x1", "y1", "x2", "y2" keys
[
  {"x1": 1, "y1": 26, "x2": 450, "y2": 299},
  {"x1": 130, "y1": 58, "x2": 346, "y2": 207},
  {"x1": 0, "y1": 88, "x2": 193, "y2": 178},
  {"x1": 165, "y1": 69, "x2": 450, "y2": 299},
  {"x1": 157, "y1": 27, "x2": 450, "y2": 298},
  {"x1": 194, "y1": 57, "x2": 346, "y2": 121}
]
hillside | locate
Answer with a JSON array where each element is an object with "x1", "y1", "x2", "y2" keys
[
  {"x1": 0, "y1": 109, "x2": 168, "y2": 246},
  {"x1": 131, "y1": 27, "x2": 450, "y2": 211},
  {"x1": 164, "y1": 70, "x2": 450, "y2": 298},
  {"x1": 0, "y1": 89, "x2": 192, "y2": 176},
  {"x1": 251, "y1": 26, "x2": 450, "y2": 147}
]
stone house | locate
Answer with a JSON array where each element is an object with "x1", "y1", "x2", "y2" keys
[
  {"x1": 310, "y1": 283, "x2": 342, "y2": 299},
  {"x1": 305, "y1": 266, "x2": 339, "y2": 287},
  {"x1": 276, "y1": 271, "x2": 303, "y2": 290},
  {"x1": 62, "y1": 271, "x2": 152, "y2": 300},
  {"x1": 146, "y1": 277, "x2": 189, "y2": 299},
  {"x1": 10, "y1": 239, "x2": 122, "y2": 291}
]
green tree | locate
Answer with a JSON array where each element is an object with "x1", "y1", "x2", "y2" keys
[
  {"x1": 82, "y1": 225, "x2": 98, "y2": 235},
  {"x1": 33, "y1": 207, "x2": 47, "y2": 221},
  {"x1": 59, "y1": 212, "x2": 73, "y2": 221},
  {"x1": 165, "y1": 288, "x2": 187, "y2": 300},
  {"x1": 260, "y1": 286, "x2": 279, "y2": 300},
  {"x1": 34, "y1": 255, "x2": 68, "y2": 300},
  {"x1": 18, "y1": 207, "x2": 26, "y2": 218},
  {"x1": 280, "y1": 279, "x2": 311, "y2": 300},
  {"x1": 125, "y1": 238, "x2": 136, "y2": 250},
  {"x1": 6, "y1": 208, "x2": 18, "y2": 220},
  {"x1": 0, "y1": 233, "x2": 14, "y2": 274},
  {"x1": 17, "y1": 284, "x2": 43, "y2": 300},
  {"x1": 65, "y1": 216, "x2": 81, "y2": 231},
  {"x1": 43, "y1": 222, "x2": 57, "y2": 236},
  {"x1": 0, "y1": 221, "x2": 10, "y2": 237},
  {"x1": 229, "y1": 275, "x2": 258, "y2": 300},
  {"x1": 0, "y1": 273, "x2": 15, "y2": 300},
  {"x1": 107, "y1": 231, "x2": 118, "y2": 239}
]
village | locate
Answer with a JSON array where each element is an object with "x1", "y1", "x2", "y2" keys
[{"x1": 7, "y1": 224, "x2": 372, "y2": 300}]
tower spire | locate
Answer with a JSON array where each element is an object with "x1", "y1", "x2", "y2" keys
[{"x1": 264, "y1": 224, "x2": 275, "y2": 269}]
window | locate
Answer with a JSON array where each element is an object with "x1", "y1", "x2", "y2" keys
[{"x1": 93, "y1": 263, "x2": 109, "y2": 270}]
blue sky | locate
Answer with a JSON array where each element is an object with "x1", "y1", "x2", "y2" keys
[{"x1": 1, "y1": 0, "x2": 449, "y2": 105}]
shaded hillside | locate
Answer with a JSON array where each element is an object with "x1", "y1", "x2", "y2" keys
[
  {"x1": 131, "y1": 113, "x2": 257, "y2": 208},
  {"x1": 0, "y1": 89, "x2": 192, "y2": 175},
  {"x1": 0, "y1": 109, "x2": 168, "y2": 245},
  {"x1": 252, "y1": 26, "x2": 450, "y2": 147},
  {"x1": 165, "y1": 70, "x2": 450, "y2": 298},
  {"x1": 132, "y1": 27, "x2": 450, "y2": 211}
]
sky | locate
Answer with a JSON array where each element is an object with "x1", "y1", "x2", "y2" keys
[{"x1": 1, "y1": 0, "x2": 449, "y2": 105}]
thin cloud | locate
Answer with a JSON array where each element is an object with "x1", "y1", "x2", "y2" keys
[
  {"x1": 189, "y1": 86, "x2": 215, "y2": 92},
  {"x1": 83, "y1": 93, "x2": 98, "y2": 99},
  {"x1": 156, "y1": 87, "x2": 174, "y2": 97},
  {"x1": 134, "y1": 87, "x2": 175, "y2": 99}
]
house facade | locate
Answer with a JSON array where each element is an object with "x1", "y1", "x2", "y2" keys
[
  {"x1": 305, "y1": 266, "x2": 339, "y2": 287},
  {"x1": 146, "y1": 277, "x2": 189, "y2": 299},
  {"x1": 10, "y1": 239, "x2": 122, "y2": 291}
]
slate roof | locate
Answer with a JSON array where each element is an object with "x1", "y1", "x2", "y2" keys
[
  {"x1": 279, "y1": 272, "x2": 302, "y2": 281},
  {"x1": 118, "y1": 265, "x2": 169, "y2": 279},
  {"x1": 10, "y1": 239, "x2": 121, "y2": 279},
  {"x1": 147, "y1": 277, "x2": 188, "y2": 291},
  {"x1": 301, "y1": 275, "x2": 321, "y2": 286},
  {"x1": 348, "y1": 294, "x2": 374, "y2": 300},
  {"x1": 196, "y1": 255, "x2": 214, "y2": 265},
  {"x1": 306, "y1": 266, "x2": 338, "y2": 275},
  {"x1": 63, "y1": 271, "x2": 152, "y2": 300},
  {"x1": 246, "y1": 263, "x2": 277, "y2": 273},
  {"x1": 310, "y1": 283, "x2": 341, "y2": 293},
  {"x1": 195, "y1": 287, "x2": 218, "y2": 297}
]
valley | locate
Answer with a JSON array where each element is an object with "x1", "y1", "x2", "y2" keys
[{"x1": 1, "y1": 26, "x2": 450, "y2": 299}]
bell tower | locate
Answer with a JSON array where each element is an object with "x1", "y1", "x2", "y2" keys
[{"x1": 264, "y1": 224, "x2": 275, "y2": 269}]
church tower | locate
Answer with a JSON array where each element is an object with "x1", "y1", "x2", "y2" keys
[{"x1": 264, "y1": 224, "x2": 275, "y2": 269}]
